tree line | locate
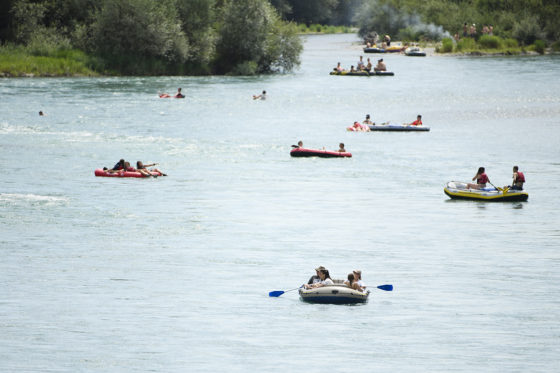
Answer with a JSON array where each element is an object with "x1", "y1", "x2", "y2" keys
[
  {"x1": 1, "y1": 0, "x2": 557, "y2": 76},
  {"x1": 0, "y1": 0, "x2": 303, "y2": 75}
]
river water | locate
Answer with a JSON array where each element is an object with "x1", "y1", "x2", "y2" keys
[{"x1": 1, "y1": 34, "x2": 559, "y2": 372}]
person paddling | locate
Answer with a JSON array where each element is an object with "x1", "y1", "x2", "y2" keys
[{"x1": 508, "y1": 165, "x2": 525, "y2": 190}]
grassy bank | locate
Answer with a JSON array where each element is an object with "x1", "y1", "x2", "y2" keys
[
  {"x1": 0, "y1": 45, "x2": 102, "y2": 77},
  {"x1": 297, "y1": 23, "x2": 356, "y2": 34},
  {"x1": 435, "y1": 35, "x2": 550, "y2": 55}
]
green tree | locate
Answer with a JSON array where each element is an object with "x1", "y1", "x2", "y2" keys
[
  {"x1": 176, "y1": 0, "x2": 216, "y2": 65},
  {"x1": 91, "y1": 0, "x2": 189, "y2": 64},
  {"x1": 215, "y1": 0, "x2": 301, "y2": 74}
]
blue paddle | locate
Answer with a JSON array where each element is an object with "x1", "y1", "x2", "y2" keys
[
  {"x1": 377, "y1": 284, "x2": 393, "y2": 291},
  {"x1": 269, "y1": 284, "x2": 393, "y2": 297},
  {"x1": 269, "y1": 288, "x2": 300, "y2": 297}
]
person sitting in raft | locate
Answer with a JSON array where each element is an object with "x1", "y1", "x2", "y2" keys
[
  {"x1": 409, "y1": 114, "x2": 422, "y2": 126},
  {"x1": 365, "y1": 58, "x2": 372, "y2": 72},
  {"x1": 374, "y1": 59, "x2": 386, "y2": 72},
  {"x1": 349, "y1": 65, "x2": 356, "y2": 73},
  {"x1": 291, "y1": 140, "x2": 303, "y2": 148},
  {"x1": 253, "y1": 90, "x2": 266, "y2": 100},
  {"x1": 303, "y1": 268, "x2": 333, "y2": 289},
  {"x1": 363, "y1": 114, "x2": 373, "y2": 125},
  {"x1": 344, "y1": 273, "x2": 364, "y2": 292},
  {"x1": 105, "y1": 159, "x2": 126, "y2": 173},
  {"x1": 137, "y1": 161, "x2": 167, "y2": 177},
  {"x1": 338, "y1": 143, "x2": 346, "y2": 152},
  {"x1": 466, "y1": 167, "x2": 490, "y2": 190},
  {"x1": 174, "y1": 88, "x2": 185, "y2": 98},
  {"x1": 507, "y1": 165, "x2": 525, "y2": 190},
  {"x1": 353, "y1": 269, "x2": 366, "y2": 290},
  {"x1": 307, "y1": 266, "x2": 326, "y2": 285},
  {"x1": 336, "y1": 62, "x2": 344, "y2": 72},
  {"x1": 357, "y1": 56, "x2": 365, "y2": 71}
]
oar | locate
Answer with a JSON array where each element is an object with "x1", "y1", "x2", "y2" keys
[
  {"x1": 377, "y1": 284, "x2": 393, "y2": 291},
  {"x1": 269, "y1": 288, "x2": 300, "y2": 297},
  {"x1": 488, "y1": 181, "x2": 505, "y2": 193}
]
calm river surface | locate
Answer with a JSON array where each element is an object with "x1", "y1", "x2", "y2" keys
[{"x1": 1, "y1": 34, "x2": 559, "y2": 372}]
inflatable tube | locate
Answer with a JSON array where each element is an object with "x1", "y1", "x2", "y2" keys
[
  {"x1": 94, "y1": 169, "x2": 162, "y2": 178},
  {"x1": 443, "y1": 181, "x2": 528, "y2": 202},
  {"x1": 368, "y1": 124, "x2": 429, "y2": 131},
  {"x1": 371, "y1": 71, "x2": 395, "y2": 76},
  {"x1": 363, "y1": 47, "x2": 385, "y2": 53},
  {"x1": 330, "y1": 71, "x2": 370, "y2": 76},
  {"x1": 159, "y1": 94, "x2": 184, "y2": 99},
  {"x1": 329, "y1": 71, "x2": 394, "y2": 76},
  {"x1": 299, "y1": 285, "x2": 369, "y2": 304},
  {"x1": 405, "y1": 47, "x2": 426, "y2": 56},
  {"x1": 290, "y1": 148, "x2": 352, "y2": 158}
]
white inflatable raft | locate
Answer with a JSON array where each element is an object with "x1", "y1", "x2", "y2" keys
[{"x1": 299, "y1": 284, "x2": 369, "y2": 304}]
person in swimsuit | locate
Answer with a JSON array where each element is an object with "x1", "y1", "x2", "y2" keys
[
  {"x1": 338, "y1": 143, "x2": 346, "y2": 152},
  {"x1": 137, "y1": 161, "x2": 166, "y2": 177},
  {"x1": 466, "y1": 167, "x2": 489, "y2": 189}
]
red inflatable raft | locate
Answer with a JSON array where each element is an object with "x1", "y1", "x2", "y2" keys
[
  {"x1": 94, "y1": 169, "x2": 162, "y2": 178},
  {"x1": 290, "y1": 148, "x2": 352, "y2": 158}
]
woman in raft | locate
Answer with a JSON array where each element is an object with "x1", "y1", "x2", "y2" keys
[{"x1": 466, "y1": 167, "x2": 490, "y2": 189}]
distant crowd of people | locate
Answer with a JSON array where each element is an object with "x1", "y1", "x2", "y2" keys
[
  {"x1": 304, "y1": 266, "x2": 367, "y2": 292},
  {"x1": 454, "y1": 23, "x2": 494, "y2": 41}
]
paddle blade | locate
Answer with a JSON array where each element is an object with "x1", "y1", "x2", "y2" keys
[
  {"x1": 377, "y1": 284, "x2": 393, "y2": 291},
  {"x1": 269, "y1": 290, "x2": 285, "y2": 297}
]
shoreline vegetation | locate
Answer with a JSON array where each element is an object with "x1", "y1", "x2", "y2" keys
[{"x1": 1, "y1": 0, "x2": 559, "y2": 78}]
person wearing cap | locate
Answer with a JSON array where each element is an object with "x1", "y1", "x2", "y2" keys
[
  {"x1": 344, "y1": 273, "x2": 364, "y2": 292},
  {"x1": 353, "y1": 270, "x2": 366, "y2": 290},
  {"x1": 363, "y1": 114, "x2": 373, "y2": 125},
  {"x1": 304, "y1": 268, "x2": 333, "y2": 289},
  {"x1": 374, "y1": 59, "x2": 386, "y2": 72},
  {"x1": 307, "y1": 266, "x2": 325, "y2": 285}
]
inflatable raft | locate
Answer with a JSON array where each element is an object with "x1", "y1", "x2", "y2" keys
[
  {"x1": 159, "y1": 94, "x2": 184, "y2": 98},
  {"x1": 329, "y1": 71, "x2": 394, "y2": 76},
  {"x1": 94, "y1": 169, "x2": 162, "y2": 178},
  {"x1": 405, "y1": 47, "x2": 426, "y2": 56},
  {"x1": 364, "y1": 44, "x2": 405, "y2": 53},
  {"x1": 290, "y1": 148, "x2": 352, "y2": 158},
  {"x1": 444, "y1": 181, "x2": 528, "y2": 202},
  {"x1": 299, "y1": 284, "x2": 369, "y2": 304},
  {"x1": 368, "y1": 124, "x2": 430, "y2": 131}
]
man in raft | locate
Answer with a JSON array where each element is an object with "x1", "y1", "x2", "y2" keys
[{"x1": 508, "y1": 166, "x2": 525, "y2": 190}]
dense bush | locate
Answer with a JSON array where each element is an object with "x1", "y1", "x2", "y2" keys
[
  {"x1": 478, "y1": 35, "x2": 501, "y2": 49},
  {"x1": 456, "y1": 37, "x2": 476, "y2": 51},
  {"x1": 436, "y1": 37, "x2": 453, "y2": 53},
  {"x1": 534, "y1": 40, "x2": 546, "y2": 54},
  {"x1": 503, "y1": 38, "x2": 518, "y2": 48},
  {"x1": 512, "y1": 14, "x2": 543, "y2": 45}
]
